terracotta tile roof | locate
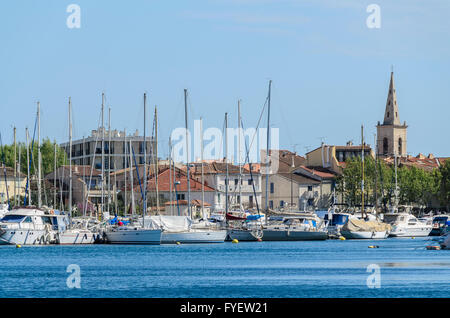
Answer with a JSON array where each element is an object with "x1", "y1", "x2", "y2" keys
[
  {"x1": 295, "y1": 165, "x2": 336, "y2": 179},
  {"x1": 382, "y1": 154, "x2": 444, "y2": 172},
  {"x1": 164, "y1": 200, "x2": 211, "y2": 207},
  {"x1": 189, "y1": 161, "x2": 251, "y2": 175},
  {"x1": 140, "y1": 167, "x2": 216, "y2": 192}
]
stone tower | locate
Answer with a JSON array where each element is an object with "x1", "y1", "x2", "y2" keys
[{"x1": 376, "y1": 72, "x2": 408, "y2": 157}]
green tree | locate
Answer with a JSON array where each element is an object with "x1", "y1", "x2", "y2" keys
[{"x1": 438, "y1": 159, "x2": 450, "y2": 211}]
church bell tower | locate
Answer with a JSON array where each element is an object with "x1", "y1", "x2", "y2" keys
[{"x1": 376, "y1": 71, "x2": 408, "y2": 157}]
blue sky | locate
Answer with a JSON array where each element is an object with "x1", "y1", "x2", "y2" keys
[{"x1": 0, "y1": 0, "x2": 449, "y2": 159}]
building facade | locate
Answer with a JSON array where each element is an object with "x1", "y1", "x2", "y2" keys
[{"x1": 60, "y1": 128, "x2": 156, "y2": 173}]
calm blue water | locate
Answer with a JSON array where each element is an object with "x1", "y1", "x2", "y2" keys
[{"x1": 0, "y1": 237, "x2": 449, "y2": 298}]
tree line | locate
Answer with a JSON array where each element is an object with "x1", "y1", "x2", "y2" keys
[{"x1": 336, "y1": 156, "x2": 450, "y2": 212}]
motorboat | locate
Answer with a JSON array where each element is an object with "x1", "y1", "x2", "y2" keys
[
  {"x1": 383, "y1": 213, "x2": 432, "y2": 237},
  {"x1": 260, "y1": 213, "x2": 328, "y2": 241},
  {"x1": 0, "y1": 206, "x2": 68, "y2": 245},
  {"x1": 430, "y1": 215, "x2": 450, "y2": 236}
]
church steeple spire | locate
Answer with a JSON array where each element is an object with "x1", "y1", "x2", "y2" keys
[
  {"x1": 383, "y1": 71, "x2": 400, "y2": 125},
  {"x1": 377, "y1": 70, "x2": 408, "y2": 158}
]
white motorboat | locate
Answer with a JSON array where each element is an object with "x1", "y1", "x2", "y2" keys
[
  {"x1": 383, "y1": 213, "x2": 432, "y2": 237},
  {"x1": 260, "y1": 213, "x2": 328, "y2": 241},
  {"x1": 0, "y1": 207, "x2": 63, "y2": 245}
]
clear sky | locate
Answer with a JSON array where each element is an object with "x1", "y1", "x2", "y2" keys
[{"x1": 0, "y1": 0, "x2": 449, "y2": 160}]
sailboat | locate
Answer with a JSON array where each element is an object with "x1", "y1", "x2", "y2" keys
[
  {"x1": 340, "y1": 125, "x2": 391, "y2": 239},
  {"x1": 57, "y1": 97, "x2": 99, "y2": 244},
  {"x1": 225, "y1": 101, "x2": 265, "y2": 241},
  {"x1": 104, "y1": 93, "x2": 162, "y2": 245},
  {"x1": 149, "y1": 89, "x2": 226, "y2": 244}
]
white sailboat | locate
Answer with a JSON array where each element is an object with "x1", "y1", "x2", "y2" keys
[
  {"x1": 56, "y1": 97, "x2": 98, "y2": 244},
  {"x1": 104, "y1": 93, "x2": 162, "y2": 245},
  {"x1": 156, "y1": 89, "x2": 226, "y2": 244},
  {"x1": 340, "y1": 125, "x2": 390, "y2": 240}
]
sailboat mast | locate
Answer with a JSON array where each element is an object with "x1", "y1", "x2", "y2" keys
[
  {"x1": 238, "y1": 100, "x2": 242, "y2": 208},
  {"x1": 108, "y1": 107, "x2": 112, "y2": 214},
  {"x1": 54, "y1": 141, "x2": 57, "y2": 208},
  {"x1": 374, "y1": 133, "x2": 378, "y2": 215},
  {"x1": 69, "y1": 97, "x2": 73, "y2": 219},
  {"x1": 129, "y1": 139, "x2": 135, "y2": 216},
  {"x1": 225, "y1": 112, "x2": 229, "y2": 215},
  {"x1": 143, "y1": 93, "x2": 147, "y2": 225},
  {"x1": 13, "y1": 127, "x2": 16, "y2": 207},
  {"x1": 124, "y1": 129, "x2": 127, "y2": 215},
  {"x1": 184, "y1": 89, "x2": 191, "y2": 218},
  {"x1": 26, "y1": 128, "x2": 31, "y2": 206},
  {"x1": 169, "y1": 137, "x2": 172, "y2": 215},
  {"x1": 37, "y1": 102, "x2": 42, "y2": 208},
  {"x1": 200, "y1": 117, "x2": 205, "y2": 219},
  {"x1": 265, "y1": 80, "x2": 272, "y2": 222},
  {"x1": 101, "y1": 93, "x2": 105, "y2": 218},
  {"x1": 361, "y1": 124, "x2": 365, "y2": 219},
  {"x1": 155, "y1": 106, "x2": 160, "y2": 215}
]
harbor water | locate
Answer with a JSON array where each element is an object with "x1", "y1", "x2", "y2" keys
[{"x1": 0, "y1": 237, "x2": 449, "y2": 298}]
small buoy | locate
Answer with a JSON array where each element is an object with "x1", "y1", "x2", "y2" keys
[
  {"x1": 232, "y1": 239, "x2": 239, "y2": 244},
  {"x1": 426, "y1": 245, "x2": 440, "y2": 250},
  {"x1": 16, "y1": 244, "x2": 22, "y2": 248},
  {"x1": 368, "y1": 245, "x2": 379, "y2": 249},
  {"x1": 339, "y1": 236, "x2": 346, "y2": 240},
  {"x1": 411, "y1": 237, "x2": 415, "y2": 239},
  {"x1": 176, "y1": 242, "x2": 181, "y2": 245},
  {"x1": 257, "y1": 238, "x2": 262, "y2": 242}
]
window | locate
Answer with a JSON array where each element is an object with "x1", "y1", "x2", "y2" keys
[
  {"x1": 280, "y1": 200, "x2": 284, "y2": 208},
  {"x1": 234, "y1": 179, "x2": 238, "y2": 185},
  {"x1": 270, "y1": 183, "x2": 274, "y2": 194},
  {"x1": 387, "y1": 112, "x2": 390, "y2": 118},
  {"x1": 308, "y1": 186, "x2": 313, "y2": 191},
  {"x1": 398, "y1": 138, "x2": 402, "y2": 155},
  {"x1": 383, "y1": 138, "x2": 388, "y2": 155},
  {"x1": 248, "y1": 179, "x2": 252, "y2": 185},
  {"x1": 269, "y1": 200, "x2": 273, "y2": 209},
  {"x1": 177, "y1": 194, "x2": 185, "y2": 200}
]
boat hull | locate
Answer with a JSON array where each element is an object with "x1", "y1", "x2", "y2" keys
[
  {"x1": 261, "y1": 230, "x2": 328, "y2": 241},
  {"x1": 162, "y1": 230, "x2": 227, "y2": 244},
  {"x1": 227, "y1": 229, "x2": 260, "y2": 241},
  {"x1": 341, "y1": 230, "x2": 389, "y2": 239},
  {"x1": 0, "y1": 229, "x2": 48, "y2": 245},
  {"x1": 58, "y1": 231, "x2": 97, "y2": 244},
  {"x1": 105, "y1": 229, "x2": 162, "y2": 245},
  {"x1": 389, "y1": 227, "x2": 432, "y2": 237}
]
